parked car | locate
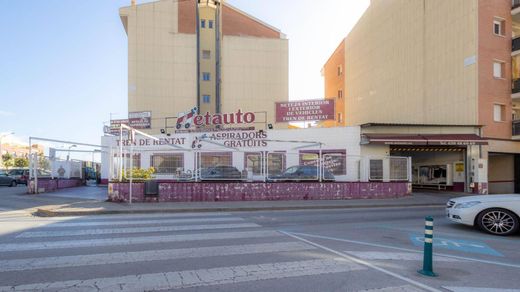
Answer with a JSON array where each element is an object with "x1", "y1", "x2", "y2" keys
[
  {"x1": 446, "y1": 194, "x2": 520, "y2": 236},
  {"x1": 268, "y1": 165, "x2": 335, "y2": 182},
  {"x1": 200, "y1": 166, "x2": 242, "y2": 181},
  {"x1": 0, "y1": 170, "x2": 17, "y2": 187},
  {"x1": 7, "y1": 168, "x2": 29, "y2": 185},
  {"x1": 7, "y1": 168, "x2": 51, "y2": 185}
]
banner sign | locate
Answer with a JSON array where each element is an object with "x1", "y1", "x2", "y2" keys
[
  {"x1": 275, "y1": 99, "x2": 335, "y2": 122},
  {"x1": 107, "y1": 111, "x2": 152, "y2": 135},
  {"x1": 128, "y1": 111, "x2": 151, "y2": 129}
]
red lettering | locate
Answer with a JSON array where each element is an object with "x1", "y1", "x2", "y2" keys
[
  {"x1": 194, "y1": 115, "x2": 203, "y2": 126},
  {"x1": 223, "y1": 113, "x2": 234, "y2": 124},
  {"x1": 236, "y1": 109, "x2": 243, "y2": 123},
  {"x1": 243, "y1": 112, "x2": 255, "y2": 123},
  {"x1": 212, "y1": 114, "x2": 222, "y2": 125},
  {"x1": 204, "y1": 112, "x2": 211, "y2": 125}
]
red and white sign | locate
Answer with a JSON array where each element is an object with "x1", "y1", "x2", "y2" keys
[
  {"x1": 275, "y1": 99, "x2": 335, "y2": 122},
  {"x1": 176, "y1": 108, "x2": 256, "y2": 130},
  {"x1": 107, "y1": 111, "x2": 152, "y2": 135}
]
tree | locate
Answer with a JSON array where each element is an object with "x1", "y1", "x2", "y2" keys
[
  {"x1": 1, "y1": 153, "x2": 13, "y2": 170},
  {"x1": 14, "y1": 157, "x2": 29, "y2": 168},
  {"x1": 38, "y1": 152, "x2": 50, "y2": 170}
]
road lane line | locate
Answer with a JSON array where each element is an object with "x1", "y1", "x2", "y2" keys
[
  {"x1": 357, "y1": 285, "x2": 425, "y2": 292},
  {"x1": 0, "y1": 242, "x2": 316, "y2": 272},
  {"x1": 0, "y1": 259, "x2": 365, "y2": 291},
  {"x1": 344, "y1": 251, "x2": 460, "y2": 262},
  {"x1": 287, "y1": 231, "x2": 520, "y2": 269},
  {"x1": 40, "y1": 212, "x2": 234, "y2": 221},
  {"x1": 16, "y1": 223, "x2": 260, "y2": 238},
  {"x1": 40, "y1": 216, "x2": 244, "y2": 228},
  {"x1": 280, "y1": 231, "x2": 442, "y2": 292},
  {"x1": 443, "y1": 287, "x2": 520, "y2": 292},
  {"x1": 0, "y1": 230, "x2": 283, "y2": 252}
]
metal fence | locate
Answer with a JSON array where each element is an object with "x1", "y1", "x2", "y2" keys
[{"x1": 109, "y1": 148, "x2": 411, "y2": 183}]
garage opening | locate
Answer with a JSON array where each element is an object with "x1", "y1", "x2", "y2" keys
[{"x1": 390, "y1": 146, "x2": 466, "y2": 192}]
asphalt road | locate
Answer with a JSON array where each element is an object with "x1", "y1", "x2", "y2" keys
[{"x1": 0, "y1": 186, "x2": 519, "y2": 291}]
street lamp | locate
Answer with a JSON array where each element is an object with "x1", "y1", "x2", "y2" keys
[
  {"x1": 0, "y1": 132, "x2": 15, "y2": 168},
  {"x1": 66, "y1": 145, "x2": 77, "y2": 161}
]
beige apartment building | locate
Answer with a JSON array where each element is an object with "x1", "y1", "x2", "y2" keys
[
  {"x1": 325, "y1": 0, "x2": 520, "y2": 194},
  {"x1": 119, "y1": 0, "x2": 288, "y2": 133}
]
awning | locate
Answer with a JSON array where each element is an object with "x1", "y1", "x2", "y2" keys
[{"x1": 361, "y1": 134, "x2": 488, "y2": 146}]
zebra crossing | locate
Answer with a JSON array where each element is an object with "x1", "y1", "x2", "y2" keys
[{"x1": 0, "y1": 212, "x2": 425, "y2": 291}]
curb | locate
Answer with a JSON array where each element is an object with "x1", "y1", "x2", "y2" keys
[{"x1": 34, "y1": 203, "x2": 446, "y2": 217}]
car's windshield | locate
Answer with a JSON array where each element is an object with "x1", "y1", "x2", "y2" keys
[{"x1": 283, "y1": 166, "x2": 299, "y2": 174}]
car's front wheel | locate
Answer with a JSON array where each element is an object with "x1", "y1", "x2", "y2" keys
[{"x1": 476, "y1": 208, "x2": 519, "y2": 236}]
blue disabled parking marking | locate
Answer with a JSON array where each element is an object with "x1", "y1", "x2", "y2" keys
[{"x1": 410, "y1": 234, "x2": 503, "y2": 257}]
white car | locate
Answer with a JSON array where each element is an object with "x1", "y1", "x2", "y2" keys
[{"x1": 446, "y1": 194, "x2": 520, "y2": 236}]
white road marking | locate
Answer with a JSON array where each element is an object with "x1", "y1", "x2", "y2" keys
[
  {"x1": 40, "y1": 216, "x2": 244, "y2": 228},
  {"x1": 0, "y1": 230, "x2": 283, "y2": 252},
  {"x1": 16, "y1": 222, "x2": 260, "y2": 238},
  {"x1": 0, "y1": 259, "x2": 365, "y2": 291},
  {"x1": 287, "y1": 231, "x2": 520, "y2": 269},
  {"x1": 280, "y1": 231, "x2": 442, "y2": 292},
  {"x1": 344, "y1": 251, "x2": 460, "y2": 262},
  {"x1": 43, "y1": 212, "x2": 234, "y2": 221},
  {"x1": 443, "y1": 287, "x2": 520, "y2": 292},
  {"x1": 358, "y1": 285, "x2": 426, "y2": 292},
  {"x1": 0, "y1": 242, "x2": 315, "y2": 272}
]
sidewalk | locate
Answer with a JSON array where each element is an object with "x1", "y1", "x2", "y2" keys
[{"x1": 33, "y1": 192, "x2": 461, "y2": 217}]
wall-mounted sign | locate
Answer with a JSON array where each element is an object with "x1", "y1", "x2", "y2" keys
[
  {"x1": 107, "y1": 111, "x2": 152, "y2": 135},
  {"x1": 176, "y1": 108, "x2": 256, "y2": 130},
  {"x1": 128, "y1": 111, "x2": 152, "y2": 129},
  {"x1": 275, "y1": 99, "x2": 335, "y2": 122}
]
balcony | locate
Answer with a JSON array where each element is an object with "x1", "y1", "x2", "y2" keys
[
  {"x1": 514, "y1": 0, "x2": 520, "y2": 20},
  {"x1": 514, "y1": 37, "x2": 520, "y2": 53},
  {"x1": 513, "y1": 79, "x2": 520, "y2": 96},
  {"x1": 513, "y1": 120, "x2": 520, "y2": 137}
]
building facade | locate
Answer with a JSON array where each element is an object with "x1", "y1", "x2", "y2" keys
[
  {"x1": 119, "y1": 0, "x2": 288, "y2": 134},
  {"x1": 320, "y1": 39, "x2": 346, "y2": 128},
  {"x1": 325, "y1": 0, "x2": 520, "y2": 194}
]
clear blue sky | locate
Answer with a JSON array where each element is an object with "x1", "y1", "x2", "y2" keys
[{"x1": 0, "y1": 0, "x2": 368, "y2": 147}]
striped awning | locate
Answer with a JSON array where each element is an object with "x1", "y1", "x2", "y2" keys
[
  {"x1": 391, "y1": 146, "x2": 465, "y2": 152},
  {"x1": 361, "y1": 134, "x2": 487, "y2": 146}
]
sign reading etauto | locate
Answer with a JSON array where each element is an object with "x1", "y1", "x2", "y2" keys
[{"x1": 276, "y1": 99, "x2": 335, "y2": 122}]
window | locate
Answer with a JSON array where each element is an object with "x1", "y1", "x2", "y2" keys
[
  {"x1": 201, "y1": 19, "x2": 206, "y2": 28},
  {"x1": 338, "y1": 89, "x2": 343, "y2": 99},
  {"x1": 494, "y1": 104, "x2": 505, "y2": 122},
  {"x1": 209, "y1": 20, "x2": 213, "y2": 29},
  {"x1": 151, "y1": 154, "x2": 184, "y2": 174},
  {"x1": 337, "y1": 65, "x2": 343, "y2": 76},
  {"x1": 202, "y1": 72, "x2": 210, "y2": 81},
  {"x1": 493, "y1": 61, "x2": 504, "y2": 78},
  {"x1": 202, "y1": 50, "x2": 211, "y2": 59},
  {"x1": 200, "y1": 152, "x2": 232, "y2": 168},
  {"x1": 493, "y1": 18, "x2": 505, "y2": 36},
  {"x1": 267, "y1": 152, "x2": 285, "y2": 175},
  {"x1": 337, "y1": 112, "x2": 343, "y2": 123},
  {"x1": 299, "y1": 150, "x2": 346, "y2": 176},
  {"x1": 245, "y1": 153, "x2": 262, "y2": 175},
  {"x1": 203, "y1": 95, "x2": 210, "y2": 103},
  {"x1": 369, "y1": 159, "x2": 383, "y2": 181},
  {"x1": 115, "y1": 153, "x2": 141, "y2": 170}
]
